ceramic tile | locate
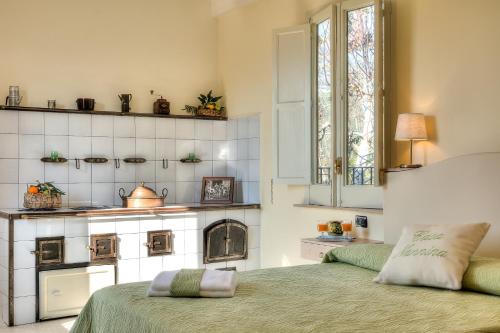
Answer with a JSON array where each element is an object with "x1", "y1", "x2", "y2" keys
[
  {"x1": 68, "y1": 159, "x2": 91, "y2": 183},
  {"x1": 14, "y1": 219, "x2": 36, "y2": 241},
  {"x1": 13, "y1": 241, "x2": 35, "y2": 269},
  {"x1": 184, "y1": 211, "x2": 205, "y2": 230},
  {"x1": 163, "y1": 254, "x2": 185, "y2": 270},
  {"x1": 14, "y1": 296, "x2": 36, "y2": 325},
  {"x1": 248, "y1": 115, "x2": 260, "y2": 138},
  {"x1": 226, "y1": 259, "x2": 246, "y2": 272},
  {"x1": 68, "y1": 136, "x2": 91, "y2": 159},
  {"x1": 68, "y1": 183, "x2": 91, "y2": 207},
  {"x1": 248, "y1": 138, "x2": 260, "y2": 159},
  {"x1": 65, "y1": 237, "x2": 90, "y2": 264},
  {"x1": 36, "y1": 218, "x2": 65, "y2": 237},
  {"x1": 19, "y1": 135, "x2": 43, "y2": 159},
  {"x1": 45, "y1": 163, "x2": 68, "y2": 183},
  {"x1": 194, "y1": 161, "x2": 212, "y2": 181},
  {"x1": 247, "y1": 181, "x2": 260, "y2": 203},
  {"x1": 19, "y1": 112, "x2": 44, "y2": 135},
  {"x1": 236, "y1": 160, "x2": 249, "y2": 181},
  {"x1": 155, "y1": 139, "x2": 175, "y2": 160},
  {"x1": 0, "y1": 110, "x2": 18, "y2": 133},
  {"x1": 155, "y1": 118, "x2": 175, "y2": 139},
  {"x1": 175, "y1": 119, "x2": 195, "y2": 139},
  {"x1": 184, "y1": 253, "x2": 203, "y2": 269},
  {"x1": 136, "y1": 161, "x2": 155, "y2": 183},
  {"x1": 113, "y1": 117, "x2": 135, "y2": 138},
  {"x1": 135, "y1": 118, "x2": 155, "y2": 138},
  {"x1": 92, "y1": 115, "x2": 113, "y2": 137},
  {"x1": 89, "y1": 217, "x2": 116, "y2": 234},
  {"x1": 171, "y1": 230, "x2": 185, "y2": 255},
  {"x1": 54, "y1": 183, "x2": 69, "y2": 207},
  {"x1": 115, "y1": 216, "x2": 140, "y2": 234},
  {"x1": 193, "y1": 182, "x2": 202, "y2": 203},
  {"x1": 114, "y1": 162, "x2": 135, "y2": 182},
  {"x1": 226, "y1": 160, "x2": 237, "y2": 178},
  {"x1": 162, "y1": 214, "x2": 185, "y2": 231},
  {"x1": 64, "y1": 217, "x2": 90, "y2": 237},
  {"x1": 19, "y1": 159, "x2": 44, "y2": 184},
  {"x1": 69, "y1": 114, "x2": 91, "y2": 136},
  {"x1": 237, "y1": 139, "x2": 248, "y2": 160},
  {"x1": 205, "y1": 210, "x2": 226, "y2": 225},
  {"x1": 184, "y1": 229, "x2": 203, "y2": 254},
  {"x1": 0, "y1": 134, "x2": 18, "y2": 158},
  {"x1": 175, "y1": 140, "x2": 195, "y2": 160},
  {"x1": 195, "y1": 120, "x2": 212, "y2": 140},
  {"x1": 44, "y1": 113, "x2": 68, "y2": 136},
  {"x1": 91, "y1": 183, "x2": 114, "y2": 206},
  {"x1": 0, "y1": 159, "x2": 18, "y2": 183},
  {"x1": 244, "y1": 209, "x2": 260, "y2": 226},
  {"x1": 234, "y1": 181, "x2": 245, "y2": 203},
  {"x1": 155, "y1": 160, "x2": 175, "y2": 182},
  {"x1": 139, "y1": 216, "x2": 162, "y2": 233},
  {"x1": 226, "y1": 209, "x2": 245, "y2": 222},
  {"x1": 206, "y1": 262, "x2": 227, "y2": 270},
  {"x1": 248, "y1": 159, "x2": 259, "y2": 182},
  {"x1": 136, "y1": 138, "x2": 155, "y2": 160},
  {"x1": 91, "y1": 163, "x2": 114, "y2": 183},
  {"x1": 175, "y1": 182, "x2": 195, "y2": 203},
  {"x1": 175, "y1": 162, "x2": 194, "y2": 182},
  {"x1": 139, "y1": 257, "x2": 163, "y2": 281},
  {"x1": 246, "y1": 248, "x2": 261, "y2": 270},
  {"x1": 14, "y1": 268, "x2": 36, "y2": 297},
  {"x1": 118, "y1": 233, "x2": 140, "y2": 260},
  {"x1": 212, "y1": 160, "x2": 227, "y2": 177},
  {"x1": 195, "y1": 140, "x2": 212, "y2": 161},
  {"x1": 212, "y1": 121, "x2": 227, "y2": 141},
  {"x1": 118, "y1": 259, "x2": 140, "y2": 284},
  {"x1": 0, "y1": 266, "x2": 7, "y2": 296},
  {"x1": 226, "y1": 119, "x2": 237, "y2": 140},
  {"x1": 227, "y1": 140, "x2": 237, "y2": 161},
  {"x1": 237, "y1": 118, "x2": 249, "y2": 139},
  {"x1": 91, "y1": 137, "x2": 113, "y2": 157},
  {"x1": 212, "y1": 141, "x2": 228, "y2": 160},
  {"x1": 114, "y1": 138, "x2": 135, "y2": 158},
  {"x1": 0, "y1": 184, "x2": 19, "y2": 208},
  {"x1": 248, "y1": 226, "x2": 260, "y2": 249}
]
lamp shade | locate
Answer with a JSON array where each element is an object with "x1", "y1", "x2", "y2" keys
[{"x1": 395, "y1": 113, "x2": 428, "y2": 141}]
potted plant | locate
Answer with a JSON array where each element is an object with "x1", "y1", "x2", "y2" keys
[
  {"x1": 24, "y1": 181, "x2": 65, "y2": 209},
  {"x1": 183, "y1": 90, "x2": 225, "y2": 117}
]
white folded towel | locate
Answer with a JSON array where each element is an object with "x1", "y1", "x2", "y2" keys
[{"x1": 147, "y1": 269, "x2": 238, "y2": 298}]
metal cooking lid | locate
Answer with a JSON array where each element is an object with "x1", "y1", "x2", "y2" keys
[{"x1": 121, "y1": 183, "x2": 163, "y2": 199}]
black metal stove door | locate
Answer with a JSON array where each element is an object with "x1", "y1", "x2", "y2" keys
[
  {"x1": 227, "y1": 222, "x2": 247, "y2": 258},
  {"x1": 207, "y1": 223, "x2": 227, "y2": 259}
]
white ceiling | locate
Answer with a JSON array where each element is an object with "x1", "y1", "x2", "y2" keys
[{"x1": 211, "y1": 0, "x2": 256, "y2": 17}]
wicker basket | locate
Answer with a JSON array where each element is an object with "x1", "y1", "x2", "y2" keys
[
  {"x1": 24, "y1": 193, "x2": 62, "y2": 209},
  {"x1": 196, "y1": 107, "x2": 224, "y2": 118}
]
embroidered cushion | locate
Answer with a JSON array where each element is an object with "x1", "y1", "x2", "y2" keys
[{"x1": 374, "y1": 223, "x2": 490, "y2": 290}]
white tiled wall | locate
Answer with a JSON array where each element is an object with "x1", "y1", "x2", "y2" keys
[
  {"x1": 2, "y1": 208, "x2": 260, "y2": 325},
  {"x1": 0, "y1": 111, "x2": 261, "y2": 208}
]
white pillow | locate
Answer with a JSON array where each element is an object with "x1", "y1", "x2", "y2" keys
[{"x1": 374, "y1": 223, "x2": 490, "y2": 290}]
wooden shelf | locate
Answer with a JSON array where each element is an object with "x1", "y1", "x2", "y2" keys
[
  {"x1": 382, "y1": 167, "x2": 418, "y2": 173},
  {"x1": 0, "y1": 105, "x2": 227, "y2": 121}
]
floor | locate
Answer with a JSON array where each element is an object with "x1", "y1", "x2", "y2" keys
[{"x1": 0, "y1": 318, "x2": 74, "y2": 333}]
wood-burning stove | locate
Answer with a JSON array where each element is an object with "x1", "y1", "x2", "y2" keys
[{"x1": 203, "y1": 219, "x2": 247, "y2": 264}]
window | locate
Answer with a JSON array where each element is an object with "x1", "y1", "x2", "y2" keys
[{"x1": 310, "y1": 0, "x2": 389, "y2": 208}]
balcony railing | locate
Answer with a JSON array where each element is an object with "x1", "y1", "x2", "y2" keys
[
  {"x1": 317, "y1": 167, "x2": 331, "y2": 185},
  {"x1": 347, "y1": 166, "x2": 374, "y2": 185}
]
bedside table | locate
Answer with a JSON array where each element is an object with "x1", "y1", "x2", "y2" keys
[{"x1": 301, "y1": 238, "x2": 383, "y2": 261}]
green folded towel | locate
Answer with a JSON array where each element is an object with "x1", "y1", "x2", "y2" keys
[{"x1": 170, "y1": 269, "x2": 206, "y2": 297}]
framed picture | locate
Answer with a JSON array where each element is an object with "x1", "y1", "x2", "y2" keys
[{"x1": 201, "y1": 177, "x2": 235, "y2": 204}]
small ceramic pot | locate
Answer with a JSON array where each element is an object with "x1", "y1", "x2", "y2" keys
[{"x1": 327, "y1": 221, "x2": 344, "y2": 236}]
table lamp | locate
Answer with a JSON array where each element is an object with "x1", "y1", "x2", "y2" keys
[{"x1": 395, "y1": 113, "x2": 428, "y2": 168}]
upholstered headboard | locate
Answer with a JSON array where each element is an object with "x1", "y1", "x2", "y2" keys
[{"x1": 384, "y1": 152, "x2": 500, "y2": 257}]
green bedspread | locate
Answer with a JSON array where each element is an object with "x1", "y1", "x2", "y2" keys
[{"x1": 71, "y1": 263, "x2": 500, "y2": 333}]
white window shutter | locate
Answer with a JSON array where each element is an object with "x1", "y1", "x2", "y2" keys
[{"x1": 272, "y1": 24, "x2": 312, "y2": 185}]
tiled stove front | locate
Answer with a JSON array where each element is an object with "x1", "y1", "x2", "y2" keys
[{"x1": 0, "y1": 208, "x2": 260, "y2": 326}]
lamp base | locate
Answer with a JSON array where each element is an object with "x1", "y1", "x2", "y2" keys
[{"x1": 399, "y1": 164, "x2": 422, "y2": 169}]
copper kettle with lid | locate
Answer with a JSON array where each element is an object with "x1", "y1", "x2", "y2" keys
[{"x1": 119, "y1": 183, "x2": 168, "y2": 208}]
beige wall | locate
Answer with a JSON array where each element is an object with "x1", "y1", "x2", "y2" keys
[
  {"x1": 0, "y1": 0, "x2": 217, "y2": 113},
  {"x1": 216, "y1": 0, "x2": 500, "y2": 267}
]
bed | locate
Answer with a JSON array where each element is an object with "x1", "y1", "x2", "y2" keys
[
  {"x1": 71, "y1": 153, "x2": 500, "y2": 333},
  {"x1": 71, "y1": 259, "x2": 500, "y2": 333}
]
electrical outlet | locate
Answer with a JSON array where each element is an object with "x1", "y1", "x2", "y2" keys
[{"x1": 355, "y1": 215, "x2": 368, "y2": 228}]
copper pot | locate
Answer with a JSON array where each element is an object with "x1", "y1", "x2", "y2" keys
[{"x1": 119, "y1": 183, "x2": 168, "y2": 208}]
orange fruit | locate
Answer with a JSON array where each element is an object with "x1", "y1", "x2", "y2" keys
[{"x1": 28, "y1": 186, "x2": 39, "y2": 194}]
